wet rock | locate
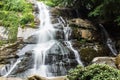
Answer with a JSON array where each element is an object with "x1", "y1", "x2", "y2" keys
[
  {"x1": 55, "y1": 29, "x2": 64, "y2": 40},
  {"x1": 0, "y1": 77, "x2": 23, "y2": 80},
  {"x1": 115, "y1": 54, "x2": 120, "y2": 69},
  {"x1": 92, "y1": 57, "x2": 117, "y2": 68},
  {"x1": 24, "y1": 34, "x2": 38, "y2": 44},
  {"x1": 12, "y1": 50, "x2": 34, "y2": 74}
]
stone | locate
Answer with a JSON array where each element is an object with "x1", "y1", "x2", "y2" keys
[
  {"x1": 0, "y1": 77, "x2": 23, "y2": 80},
  {"x1": 69, "y1": 18, "x2": 99, "y2": 41},
  {"x1": 28, "y1": 75, "x2": 68, "y2": 80},
  {"x1": 48, "y1": 76, "x2": 68, "y2": 80},
  {"x1": 71, "y1": 27, "x2": 81, "y2": 40},
  {"x1": 23, "y1": 34, "x2": 38, "y2": 44},
  {"x1": 17, "y1": 27, "x2": 37, "y2": 40},
  {"x1": 92, "y1": 57, "x2": 117, "y2": 68},
  {"x1": 50, "y1": 7, "x2": 77, "y2": 17},
  {"x1": 115, "y1": 54, "x2": 120, "y2": 69},
  {"x1": 79, "y1": 46, "x2": 108, "y2": 65},
  {"x1": 28, "y1": 75, "x2": 46, "y2": 80},
  {"x1": 0, "y1": 26, "x2": 8, "y2": 40}
]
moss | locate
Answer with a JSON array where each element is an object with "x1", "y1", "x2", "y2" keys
[
  {"x1": 67, "y1": 64, "x2": 120, "y2": 80},
  {"x1": 80, "y1": 48, "x2": 99, "y2": 65}
]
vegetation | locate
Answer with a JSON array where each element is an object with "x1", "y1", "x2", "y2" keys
[
  {"x1": 39, "y1": 0, "x2": 120, "y2": 26},
  {"x1": 67, "y1": 64, "x2": 120, "y2": 80},
  {"x1": 0, "y1": 0, "x2": 34, "y2": 45}
]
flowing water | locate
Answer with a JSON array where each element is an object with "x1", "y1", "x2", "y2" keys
[
  {"x1": 0, "y1": 1, "x2": 83, "y2": 78},
  {"x1": 99, "y1": 24, "x2": 117, "y2": 56}
]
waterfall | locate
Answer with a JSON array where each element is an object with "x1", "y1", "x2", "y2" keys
[
  {"x1": 32, "y1": 2, "x2": 83, "y2": 77},
  {"x1": 1, "y1": 1, "x2": 83, "y2": 78},
  {"x1": 99, "y1": 24, "x2": 117, "y2": 56}
]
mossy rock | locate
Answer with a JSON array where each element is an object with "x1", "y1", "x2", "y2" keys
[{"x1": 80, "y1": 48, "x2": 98, "y2": 65}]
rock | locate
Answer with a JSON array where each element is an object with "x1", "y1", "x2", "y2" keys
[
  {"x1": 28, "y1": 75, "x2": 68, "y2": 80},
  {"x1": 0, "y1": 41, "x2": 21, "y2": 64},
  {"x1": 50, "y1": 8, "x2": 77, "y2": 17},
  {"x1": 23, "y1": 34, "x2": 38, "y2": 44},
  {"x1": 0, "y1": 77, "x2": 22, "y2": 80},
  {"x1": 28, "y1": 75, "x2": 46, "y2": 80},
  {"x1": 92, "y1": 57, "x2": 117, "y2": 68},
  {"x1": 115, "y1": 54, "x2": 120, "y2": 69},
  {"x1": 0, "y1": 26, "x2": 8, "y2": 40},
  {"x1": 48, "y1": 76, "x2": 68, "y2": 80},
  {"x1": 71, "y1": 27, "x2": 81, "y2": 40},
  {"x1": 12, "y1": 50, "x2": 34, "y2": 74},
  {"x1": 17, "y1": 27, "x2": 37, "y2": 40},
  {"x1": 69, "y1": 18, "x2": 99, "y2": 41},
  {"x1": 80, "y1": 47, "x2": 107, "y2": 65}
]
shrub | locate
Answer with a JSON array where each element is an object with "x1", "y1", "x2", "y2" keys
[
  {"x1": 0, "y1": 0, "x2": 35, "y2": 45},
  {"x1": 67, "y1": 64, "x2": 120, "y2": 80}
]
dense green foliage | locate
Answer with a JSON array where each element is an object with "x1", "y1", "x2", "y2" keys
[
  {"x1": 40, "y1": 0, "x2": 120, "y2": 25},
  {"x1": 67, "y1": 64, "x2": 120, "y2": 80},
  {"x1": 0, "y1": 0, "x2": 34, "y2": 44}
]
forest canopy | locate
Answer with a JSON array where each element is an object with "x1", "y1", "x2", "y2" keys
[{"x1": 40, "y1": 0, "x2": 120, "y2": 26}]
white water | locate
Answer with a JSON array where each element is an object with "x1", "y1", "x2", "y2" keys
[
  {"x1": 63, "y1": 25, "x2": 83, "y2": 66},
  {"x1": 33, "y1": 2, "x2": 83, "y2": 76},
  {"x1": 3, "y1": 59, "x2": 21, "y2": 77},
  {"x1": 99, "y1": 24, "x2": 117, "y2": 56},
  {"x1": 33, "y1": 2, "x2": 56, "y2": 76}
]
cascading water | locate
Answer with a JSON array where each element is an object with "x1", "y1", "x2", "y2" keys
[
  {"x1": 32, "y1": 2, "x2": 83, "y2": 77},
  {"x1": 1, "y1": 1, "x2": 83, "y2": 78},
  {"x1": 99, "y1": 24, "x2": 117, "y2": 56}
]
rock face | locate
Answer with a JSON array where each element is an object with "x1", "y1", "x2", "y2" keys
[
  {"x1": 17, "y1": 27, "x2": 38, "y2": 41},
  {"x1": 0, "y1": 41, "x2": 21, "y2": 64},
  {"x1": 23, "y1": 34, "x2": 38, "y2": 44},
  {"x1": 92, "y1": 57, "x2": 117, "y2": 68},
  {"x1": 69, "y1": 18, "x2": 99, "y2": 41},
  {"x1": 72, "y1": 41, "x2": 109, "y2": 65}
]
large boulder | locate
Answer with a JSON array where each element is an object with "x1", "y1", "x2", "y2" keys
[
  {"x1": 17, "y1": 27, "x2": 38, "y2": 41},
  {"x1": 23, "y1": 34, "x2": 38, "y2": 44},
  {"x1": 69, "y1": 18, "x2": 99, "y2": 41},
  {"x1": 79, "y1": 44, "x2": 109, "y2": 65},
  {"x1": 92, "y1": 57, "x2": 117, "y2": 68},
  {"x1": 115, "y1": 54, "x2": 120, "y2": 69}
]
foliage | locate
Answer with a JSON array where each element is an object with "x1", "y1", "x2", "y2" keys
[
  {"x1": 0, "y1": 0, "x2": 34, "y2": 44},
  {"x1": 67, "y1": 64, "x2": 120, "y2": 80},
  {"x1": 88, "y1": 0, "x2": 120, "y2": 24},
  {"x1": 20, "y1": 13, "x2": 34, "y2": 27},
  {"x1": 40, "y1": 0, "x2": 120, "y2": 25}
]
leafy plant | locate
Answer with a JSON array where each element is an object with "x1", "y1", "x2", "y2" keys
[
  {"x1": 0, "y1": 0, "x2": 35, "y2": 45},
  {"x1": 67, "y1": 64, "x2": 120, "y2": 80}
]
